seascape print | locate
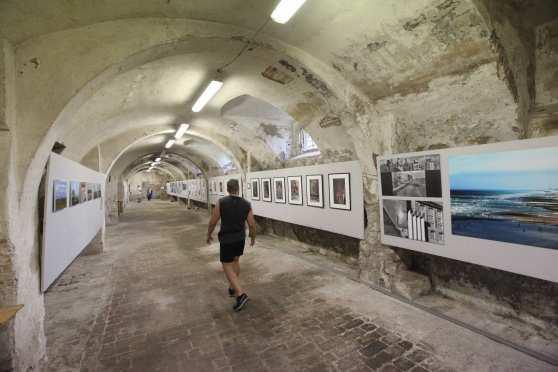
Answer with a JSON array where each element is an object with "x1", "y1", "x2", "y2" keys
[{"x1": 449, "y1": 147, "x2": 558, "y2": 250}]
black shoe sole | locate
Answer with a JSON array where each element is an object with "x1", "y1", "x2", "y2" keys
[{"x1": 233, "y1": 296, "x2": 249, "y2": 312}]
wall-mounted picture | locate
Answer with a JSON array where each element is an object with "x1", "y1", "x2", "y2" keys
[
  {"x1": 449, "y1": 147, "x2": 558, "y2": 250},
  {"x1": 287, "y1": 176, "x2": 303, "y2": 205},
  {"x1": 380, "y1": 154, "x2": 441, "y2": 198},
  {"x1": 87, "y1": 183, "x2": 94, "y2": 200},
  {"x1": 306, "y1": 175, "x2": 324, "y2": 208},
  {"x1": 79, "y1": 182, "x2": 87, "y2": 203},
  {"x1": 251, "y1": 179, "x2": 260, "y2": 200},
  {"x1": 219, "y1": 181, "x2": 223, "y2": 194},
  {"x1": 383, "y1": 199, "x2": 444, "y2": 245},
  {"x1": 69, "y1": 181, "x2": 80, "y2": 206},
  {"x1": 273, "y1": 177, "x2": 286, "y2": 203},
  {"x1": 329, "y1": 173, "x2": 351, "y2": 210},
  {"x1": 262, "y1": 178, "x2": 272, "y2": 202},
  {"x1": 53, "y1": 180, "x2": 68, "y2": 212}
]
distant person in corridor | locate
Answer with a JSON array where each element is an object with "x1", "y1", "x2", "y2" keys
[{"x1": 207, "y1": 179, "x2": 256, "y2": 311}]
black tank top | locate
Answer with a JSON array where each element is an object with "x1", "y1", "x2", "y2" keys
[{"x1": 218, "y1": 195, "x2": 251, "y2": 243}]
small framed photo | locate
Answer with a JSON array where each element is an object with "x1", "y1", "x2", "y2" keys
[
  {"x1": 69, "y1": 181, "x2": 80, "y2": 206},
  {"x1": 262, "y1": 178, "x2": 272, "y2": 202},
  {"x1": 87, "y1": 183, "x2": 94, "y2": 201},
  {"x1": 328, "y1": 173, "x2": 351, "y2": 210},
  {"x1": 287, "y1": 176, "x2": 303, "y2": 205},
  {"x1": 273, "y1": 177, "x2": 286, "y2": 203},
  {"x1": 53, "y1": 179, "x2": 68, "y2": 212},
  {"x1": 251, "y1": 179, "x2": 260, "y2": 200},
  {"x1": 306, "y1": 175, "x2": 324, "y2": 208}
]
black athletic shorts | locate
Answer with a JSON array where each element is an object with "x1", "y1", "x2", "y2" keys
[{"x1": 219, "y1": 239, "x2": 245, "y2": 263}]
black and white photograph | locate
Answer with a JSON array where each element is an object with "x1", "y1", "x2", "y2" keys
[
  {"x1": 273, "y1": 177, "x2": 286, "y2": 203},
  {"x1": 251, "y1": 179, "x2": 260, "y2": 200},
  {"x1": 262, "y1": 178, "x2": 272, "y2": 202},
  {"x1": 306, "y1": 175, "x2": 323, "y2": 208},
  {"x1": 79, "y1": 182, "x2": 88, "y2": 203},
  {"x1": 382, "y1": 199, "x2": 444, "y2": 245},
  {"x1": 328, "y1": 173, "x2": 351, "y2": 210},
  {"x1": 69, "y1": 181, "x2": 80, "y2": 206},
  {"x1": 287, "y1": 176, "x2": 303, "y2": 205},
  {"x1": 53, "y1": 179, "x2": 68, "y2": 212},
  {"x1": 380, "y1": 154, "x2": 441, "y2": 198},
  {"x1": 87, "y1": 183, "x2": 94, "y2": 200}
]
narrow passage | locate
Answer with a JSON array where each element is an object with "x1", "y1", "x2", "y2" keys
[{"x1": 45, "y1": 201, "x2": 555, "y2": 372}]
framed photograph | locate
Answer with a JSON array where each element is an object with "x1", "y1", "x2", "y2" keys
[
  {"x1": 69, "y1": 181, "x2": 80, "y2": 206},
  {"x1": 53, "y1": 179, "x2": 68, "y2": 212},
  {"x1": 306, "y1": 175, "x2": 324, "y2": 208},
  {"x1": 219, "y1": 181, "x2": 223, "y2": 194},
  {"x1": 329, "y1": 173, "x2": 351, "y2": 210},
  {"x1": 251, "y1": 179, "x2": 260, "y2": 200},
  {"x1": 449, "y1": 147, "x2": 558, "y2": 250},
  {"x1": 262, "y1": 178, "x2": 272, "y2": 202},
  {"x1": 287, "y1": 176, "x2": 303, "y2": 205},
  {"x1": 273, "y1": 177, "x2": 286, "y2": 203},
  {"x1": 87, "y1": 183, "x2": 94, "y2": 201},
  {"x1": 79, "y1": 182, "x2": 87, "y2": 203}
]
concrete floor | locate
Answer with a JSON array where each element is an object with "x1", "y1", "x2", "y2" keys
[{"x1": 44, "y1": 200, "x2": 557, "y2": 372}]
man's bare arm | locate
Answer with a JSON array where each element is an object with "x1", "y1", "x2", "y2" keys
[
  {"x1": 207, "y1": 203, "x2": 220, "y2": 244},
  {"x1": 247, "y1": 209, "x2": 256, "y2": 246}
]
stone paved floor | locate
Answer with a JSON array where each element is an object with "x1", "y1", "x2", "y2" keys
[{"x1": 45, "y1": 201, "x2": 556, "y2": 372}]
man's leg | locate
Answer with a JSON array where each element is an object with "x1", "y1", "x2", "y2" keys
[
  {"x1": 233, "y1": 257, "x2": 240, "y2": 278},
  {"x1": 222, "y1": 262, "x2": 243, "y2": 296}
]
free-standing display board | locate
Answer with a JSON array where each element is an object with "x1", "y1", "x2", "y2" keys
[
  {"x1": 42, "y1": 153, "x2": 106, "y2": 292},
  {"x1": 166, "y1": 179, "x2": 207, "y2": 203},
  {"x1": 379, "y1": 136, "x2": 558, "y2": 283},
  {"x1": 249, "y1": 160, "x2": 364, "y2": 239},
  {"x1": 208, "y1": 174, "x2": 243, "y2": 205}
]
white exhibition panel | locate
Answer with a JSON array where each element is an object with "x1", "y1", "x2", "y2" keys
[
  {"x1": 249, "y1": 161, "x2": 364, "y2": 239},
  {"x1": 379, "y1": 136, "x2": 558, "y2": 283},
  {"x1": 167, "y1": 179, "x2": 207, "y2": 203},
  {"x1": 208, "y1": 174, "x2": 243, "y2": 205},
  {"x1": 42, "y1": 153, "x2": 106, "y2": 292}
]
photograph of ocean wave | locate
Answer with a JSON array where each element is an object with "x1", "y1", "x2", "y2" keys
[{"x1": 449, "y1": 147, "x2": 558, "y2": 250}]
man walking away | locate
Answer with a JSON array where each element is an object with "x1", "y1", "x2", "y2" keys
[{"x1": 207, "y1": 179, "x2": 256, "y2": 311}]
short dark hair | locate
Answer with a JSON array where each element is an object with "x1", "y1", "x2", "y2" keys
[{"x1": 227, "y1": 179, "x2": 239, "y2": 194}]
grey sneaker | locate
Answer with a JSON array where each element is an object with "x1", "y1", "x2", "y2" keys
[{"x1": 233, "y1": 293, "x2": 248, "y2": 312}]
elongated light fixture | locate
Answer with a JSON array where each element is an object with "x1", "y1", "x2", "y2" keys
[
  {"x1": 165, "y1": 139, "x2": 175, "y2": 149},
  {"x1": 192, "y1": 80, "x2": 223, "y2": 112},
  {"x1": 155, "y1": 157, "x2": 161, "y2": 162},
  {"x1": 271, "y1": 0, "x2": 306, "y2": 24},
  {"x1": 175, "y1": 123, "x2": 190, "y2": 139}
]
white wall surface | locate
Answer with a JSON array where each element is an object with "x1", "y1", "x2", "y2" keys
[
  {"x1": 379, "y1": 136, "x2": 558, "y2": 283},
  {"x1": 208, "y1": 174, "x2": 244, "y2": 205},
  {"x1": 249, "y1": 161, "x2": 364, "y2": 239},
  {"x1": 42, "y1": 153, "x2": 106, "y2": 291}
]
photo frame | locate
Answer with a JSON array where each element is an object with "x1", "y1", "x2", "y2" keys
[
  {"x1": 251, "y1": 178, "x2": 260, "y2": 200},
  {"x1": 79, "y1": 182, "x2": 88, "y2": 203},
  {"x1": 287, "y1": 176, "x2": 303, "y2": 205},
  {"x1": 87, "y1": 183, "x2": 94, "y2": 201},
  {"x1": 261, "y1": 178, "x2": 272, "y2": 202},
  {"x1": 273, "y1": 177, "x2": 286, "y2": 203},
  {"x1": 306, "y1": 175, "x2": 324, "y2": 208},
  {"x1": 328, "y1": 173, "x2": 351, "y2": 210},
  {"x1": 69, "y1": 181, "x2": 80, "y2": 206},
  {"x1": 53, "y1": 179, "x2": 68, "y2": 212}
]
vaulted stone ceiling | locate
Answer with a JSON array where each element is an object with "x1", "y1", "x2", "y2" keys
[{"x1": 2, "y1": 0, "x2": 556, "y2": 190}]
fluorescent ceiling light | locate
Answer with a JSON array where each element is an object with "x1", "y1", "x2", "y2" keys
[
  {"x1": 192, "y1": 80, "x2": 223, "y2": 112},
  {"x1": 155, "y1": 157, "x2": 161, "y2": 162},
  {"x1": 165, "y1": 139, "x2": 175, "y2": 149},
  {"x1": 175, "y1": 123, "x2": 190, "y2": 139},
  {"x1": 271, "y1": 0, "x2": 306, "y2": 24}
]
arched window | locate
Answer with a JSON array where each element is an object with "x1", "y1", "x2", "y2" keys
[{"x1": 299, "y1": 128, "x2": 318, "y2": 153}]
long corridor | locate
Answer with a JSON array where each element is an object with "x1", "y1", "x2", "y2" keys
[{"x1": 44, "y1": 201, "x2": 555, "y2": 372}]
